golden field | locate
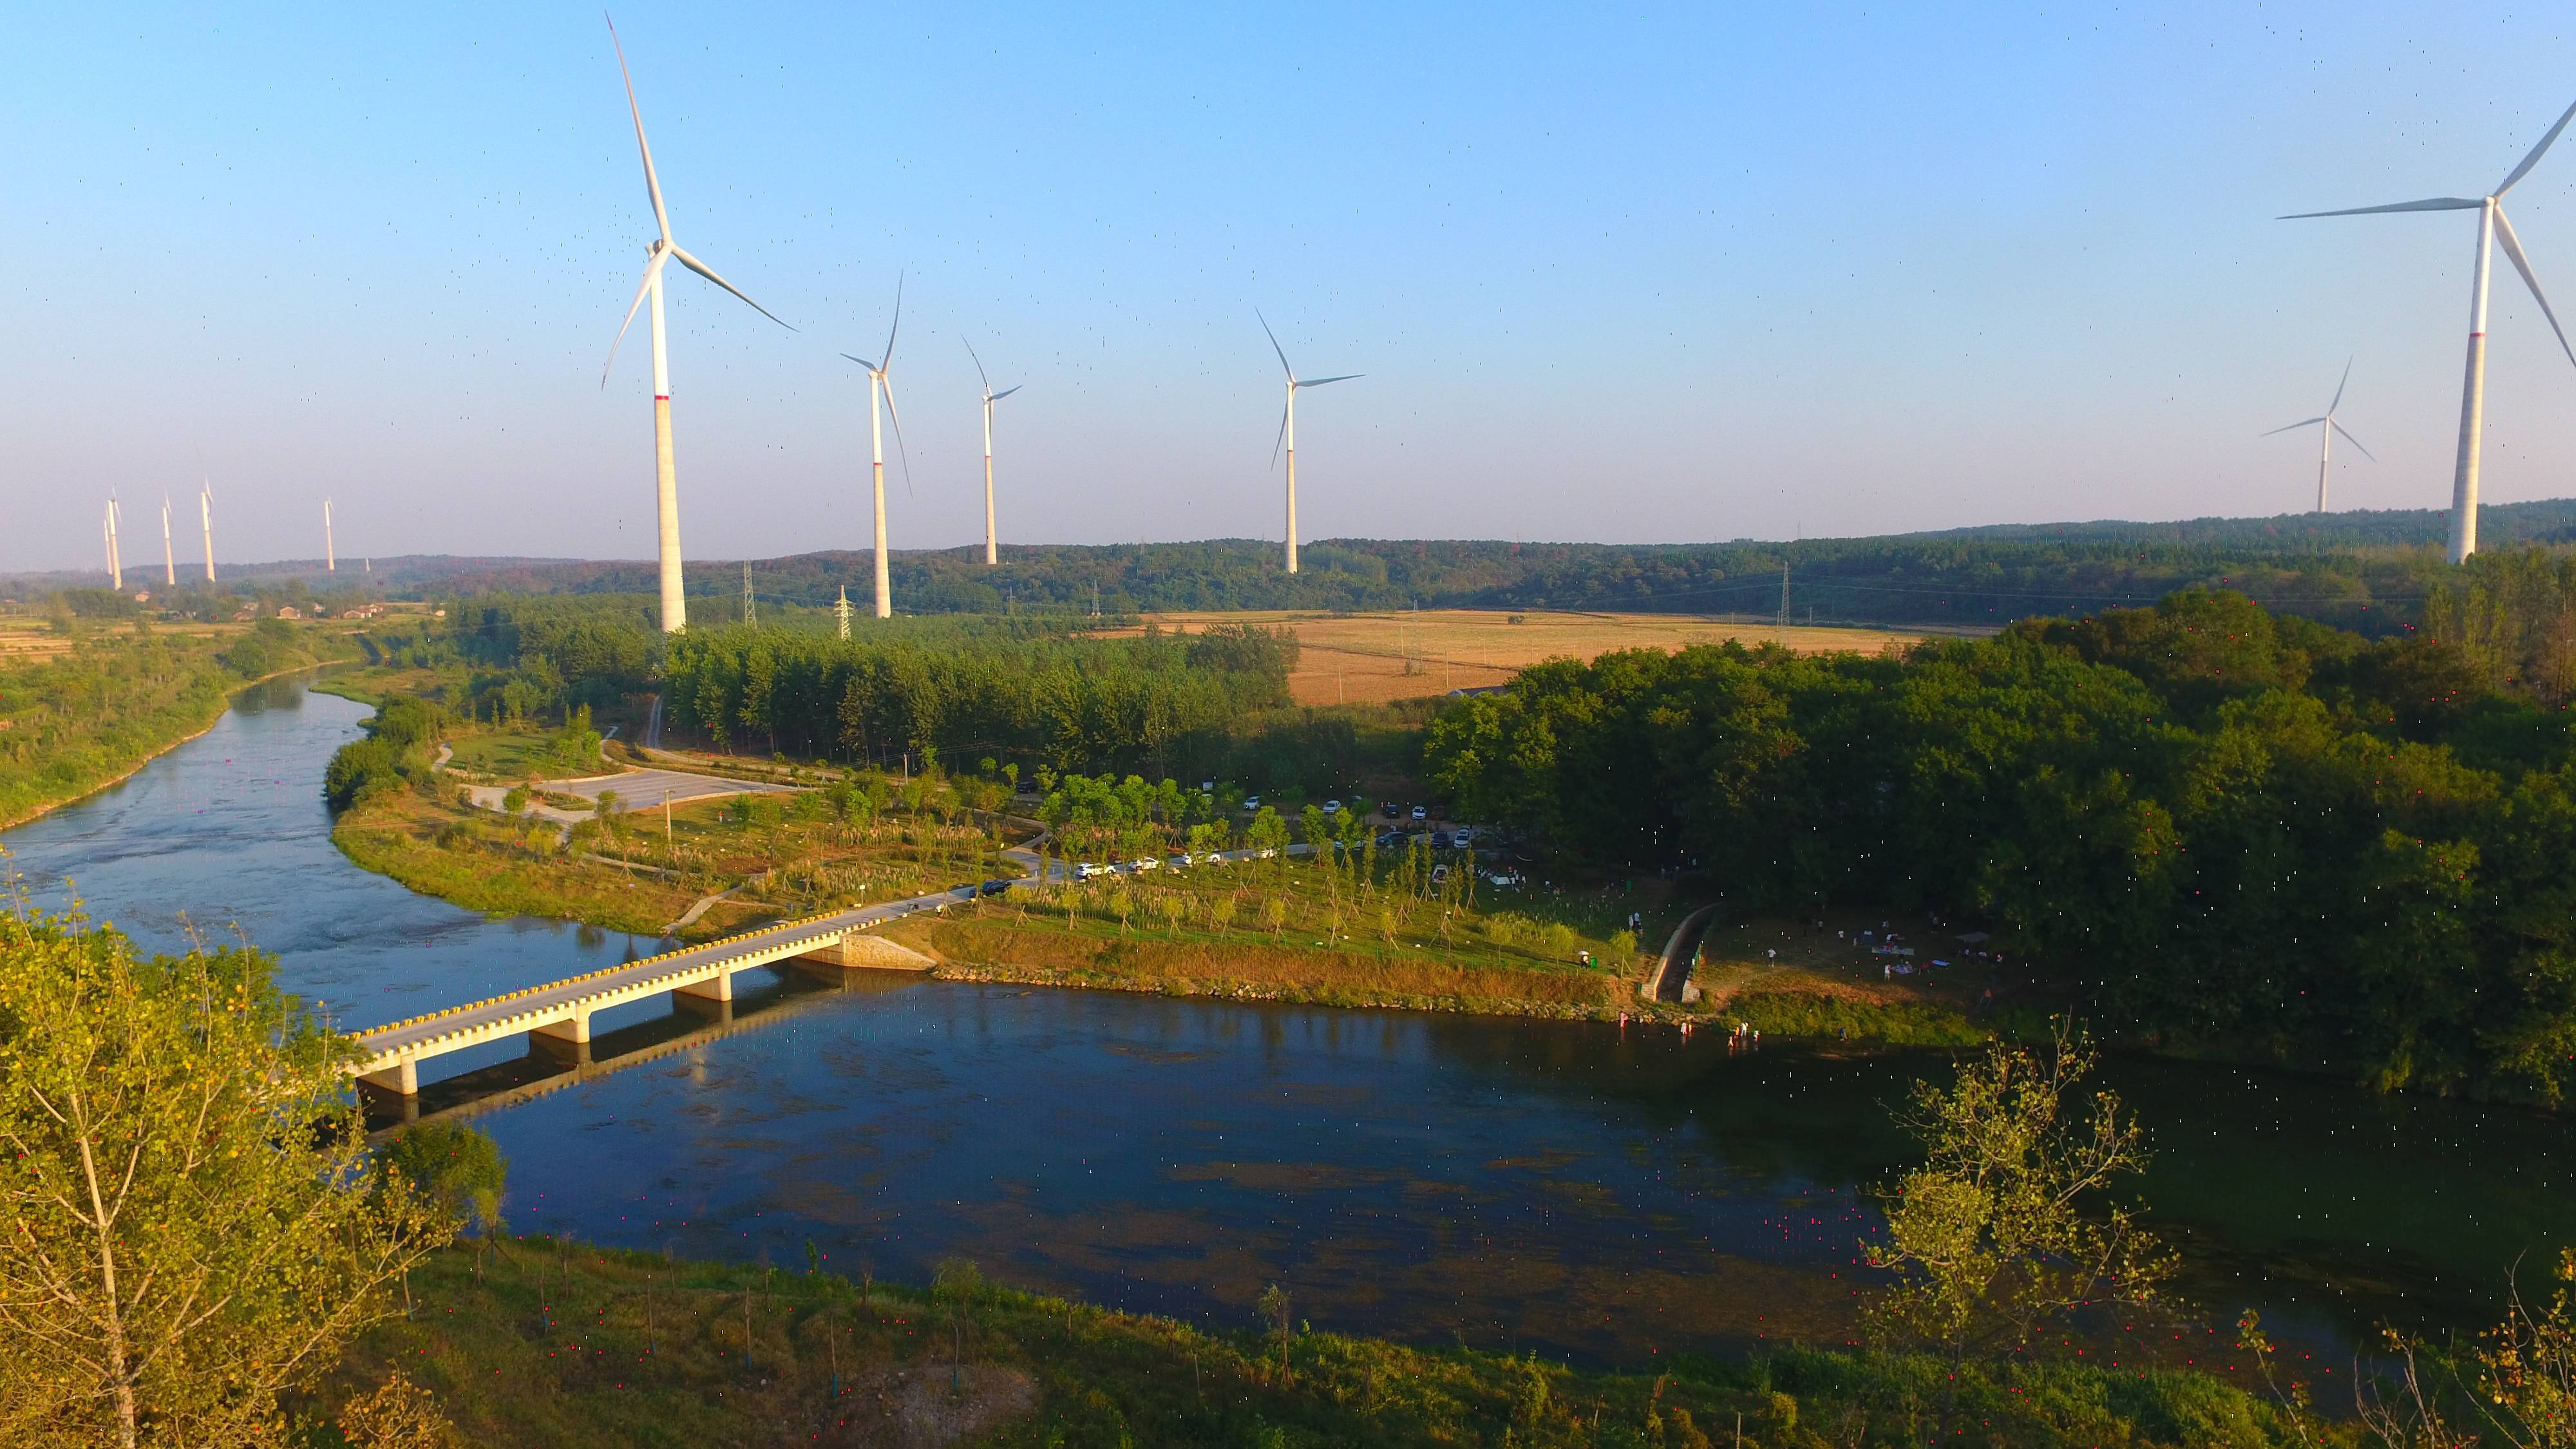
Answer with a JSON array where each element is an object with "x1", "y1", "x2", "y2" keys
[{"x1": 1119, "y1": 608, "x2": 1941, "y2": 705}]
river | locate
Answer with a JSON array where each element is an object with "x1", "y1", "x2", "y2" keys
[{"x1": 3, "y1": 675, "x2": 2566, "y2": 1370}]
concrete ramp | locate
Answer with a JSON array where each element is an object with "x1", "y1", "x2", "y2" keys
[
  {"x1": 1641, "y1": 904, "x2": 1722, "y2": 1003},
  {"x1": 795, "y1": 931, "x2": 934, "y2": 972}
]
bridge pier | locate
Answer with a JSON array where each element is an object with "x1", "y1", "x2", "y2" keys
[
  {"x1": 674, "y1": 968, "x2": 734, "y2": 1023},
  {"x1": 356, "y1": 1057, "x2": 421, "y2": 1123},
  {"x1": 529, "y1": 1010, "x2": 593, "y2": 1066}
]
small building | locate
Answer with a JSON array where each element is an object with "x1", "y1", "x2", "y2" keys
[{"x1": 276, "y1": 605, "x2": 302, "y2": 620}]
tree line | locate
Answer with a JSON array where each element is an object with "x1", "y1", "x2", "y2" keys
[{"x1": 1426, "y1": 588, "x2": 2576, "y2": 1101}]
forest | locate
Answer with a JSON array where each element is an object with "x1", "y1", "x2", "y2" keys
[{"x1": 1424, "y1": 588, "x2": 2576, "y2": 1101}]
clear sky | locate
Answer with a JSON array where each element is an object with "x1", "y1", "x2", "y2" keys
[{"x1": 6, "y1": 1, "x2": 2576, "y2": 572}]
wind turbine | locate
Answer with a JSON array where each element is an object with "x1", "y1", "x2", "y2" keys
[
  {"x1": 324, "y1": 497, "x2": 336, "y2": 573},
  {"x1": 841, "y1": 279, "x2": 913, "y2": 620},
  {"x1": 160, "y1": 493, "x2": 175, "y2": 587},
  {"x1": 2263, "y1": 359, "x2": 2375, "y2": 513},
  {"x1": 1258, "y1": 310, "x2": 1360, "y2": 574},
  {"x1": 198, "y1": 480, "x2": 215, "y2": 583},
  {"x1": 599, "y1": 15, "x2": 795, "y2": 634},
  {"x1": 104, "y1": 498, "x2": 122, "y2": 590},
  {"x1": 2284, "y1": 96, "x2": 2576, "y2": 562},
  {"x1": 964, "y1": 337, "x2": 1019, "y2": 567}
]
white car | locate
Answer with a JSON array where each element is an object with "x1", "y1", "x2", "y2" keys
[
  {"x1": 1130, "y1": 857, "x2": 1160, "y2": 873},
  {"x1": 1410, "y1": 806, "x2": 1428, "y2": 821},
  {"x1": 1449, "y1": 826, "x2": 1476, "y2": 846},
  {"x1": 1486, "y1": 869, "x2": 1524, "y2": 887},
  {"x1": 1253, "y1": 847, "x2": 1278, "y2": 860},
  {"x1": 1168, "y1": 854, "x2": 1195, "y2": 869},
  {"x1": 1322, "y1": 799, "x2": 1342, "y2": 815},
  {"x1": 1241, "y1": 795, "x2": 1262, "y2": 811},
  {"x1": 1075, "y1": 862, "x2": 1110, "y2": 880}
]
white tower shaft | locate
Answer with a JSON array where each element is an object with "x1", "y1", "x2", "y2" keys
[
  {"x1": 983, "y1": 400, "x2": 998, "y2": 567},
  {"x1": 200, "y1": 490, "x2": 214, "y2": 583},
  {"x1": 2450, "y1": 200, "x2": 2497, "y2": 564},
  {"x1": 325, "y1": 498, "x2": 336, "y2": 572},
  {"x1": 161, "y1": 498, "x2": 175, "y2": 585},
  {"x1": 2317, "y1": 420, "x2": 2333, "y2": 514},
  {"x1": 650, "y1": 265, "x2": 687, "y2": 632},
  {"x1": 869, "y1": 373, "x2": 891, "y2": 619},
  {"x1": 106, "y1": 504, "x2": 120, "y2": 589},
  {"x1": 1283, "y1": 385, "x2": 1299, "y2": 574}
]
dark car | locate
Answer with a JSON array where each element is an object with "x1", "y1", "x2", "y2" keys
[
  {"x1": 1381, "y1": 801, "x2": 1401, "y2": 818},
  {"x1": 1431, "y1": 831, "x2": 1454, "y2": 849},
  {"x1": 978, "y1": 879, "x2": 1016, "y2": 897}
]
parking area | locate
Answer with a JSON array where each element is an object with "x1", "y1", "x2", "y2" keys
[{"x1": 460, "y1": 766, "x2": 797, "y2": 824}]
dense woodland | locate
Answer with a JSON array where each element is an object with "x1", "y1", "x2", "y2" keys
[{"x1": 1426, "y1": 589, "x2": 2576, "y2": 1099}]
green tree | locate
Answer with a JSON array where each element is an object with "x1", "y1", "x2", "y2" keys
[
  {"x1": 1865, "y1": 1021, "x2": 2175, "y2": 1385},
  {"x1": 0, "y1": 907, "x2": 454, "y2": 1448}
]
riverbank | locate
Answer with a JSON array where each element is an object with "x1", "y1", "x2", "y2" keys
[
  {"x1": 305, "y1": 1240, "x2": 2325, "y2": 1448},
  {"x1": 0, "y1": 627, "x2": 350, "y2": 829}
]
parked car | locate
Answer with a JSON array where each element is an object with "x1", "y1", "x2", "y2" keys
[
  {"x1": 1075, "y1": 862, "x2": 1111, "y2": 880},
  {"x1": 1486, "y1": 869, "x2": 1524, "y2": 888},
  {"x1": 1430, "y1": 864, "x2": 1451, "y2": 886},
  {"x1": 1381, "y1": 801, "x2": 1401, "y2": 818},
  {"x1": 1431, "y1": 831, "x2": 1453, "y2": 849},
  {"x1": 1240, "y1": 795, "x2": 1263, "y2": 812},
  {"x1": 1322, "y1": 799, "x2": 1342, "y2": 816},
  {"x1": 1449, "y1": 826, "x2": 1476, "y2": 846},
  {"x1": 978, "y1": 879, "x2": 1015, "y2": 896},
  {"x1": 1130, "y1": 857, "x2": 1160, "y2": 873},
  {"x1": 1410, "y1": 805, "x2": 1428, "y2": 822}
]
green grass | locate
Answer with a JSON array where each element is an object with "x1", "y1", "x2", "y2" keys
[
  {"x1": 442, "y1": 729, "x2": 570, "y2": 780},
  {"x1": 1718, "y1": 990, "x2": 1992, "y2": 1047},
  {"x1": 300, "y1": 1240, "x2": 2333, "y2": 1448}
]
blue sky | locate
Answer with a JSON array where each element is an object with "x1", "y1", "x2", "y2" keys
[{"x1": 6, "y1": 2, "x2": 2576, "y2": 571}]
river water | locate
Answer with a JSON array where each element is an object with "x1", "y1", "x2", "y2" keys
[{"x1": 4, "y1": 676, "x2": 2568, "y2": 1370}]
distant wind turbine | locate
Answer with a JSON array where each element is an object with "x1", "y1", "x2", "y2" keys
[
  {"x1": 2284, "y1": 96, "x2": 2576, "y2": 562},
  {"x1": 2263, "y1": 359, "x2": 2374, "y2": 513},
  {"x1": 599, "y1": 14, "x2": 794, "y2": 634},
  {"x1": 324, "y1": 498, "x2": 336, "y2": 573},
  {"x1": 1258, "y1": 311, "x2": 1359, "y2": 574},
  {"x1": 198, "y1": 480, "x2": 215, "y2": 584},
  {"x1": 842, "y1": 279, "x2": 913, "y2": 620},
  {"x1": 104, "y1": 498, "x2": 122, "y2": 590},
  {"x1": 160, "y1": 493, "x2": 175, "y2": 587},
  {"x1": 964, "y1": 337, "x2": 1019, "y2": 567}
]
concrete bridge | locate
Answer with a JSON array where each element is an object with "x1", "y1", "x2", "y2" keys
[{"x1": 349, "y1": 887, "x2": 969, "y2": 1116}]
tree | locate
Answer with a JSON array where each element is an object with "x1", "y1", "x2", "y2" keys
[
  {"x1": 0, "y1": 907, "x2": 455, "y2": 1448},
  {"x1": 377, "y1": 1122, "x2": 507, "y2": 1280},
  {"x1": 1865, "y1": 1021, "x2": 2174, "y2": 1378}
]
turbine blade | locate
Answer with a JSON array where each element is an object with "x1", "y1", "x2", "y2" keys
[
  {"x1": 882, "y1": 273, "x2": 904, "y2": 372},
  {"x1": 2329, "y1": 354, "x2": 2353, "y2": 414},
  {"x1": 601, "y1": 249, "x2": 670, "y2": 386},
  {"x1": 2498, "y1": 96, "x2": 2576, "y2": 196},
  {"x1": 989, "y1": 384, "x2": 1020, "y2": 401},
  {"x1": 2278, "y1": 198, "x2": 2484, "y2": 220},
  {"x1": 883, "y1": 377, "x2": 914, "y2": 496},
  {"x1": 1269, "y1": 397, "x2": 1290, "y2": 470},
  {"x1": 963, "y1": 335, "x2": 990, "y2": 392},
  {"x1": 840, "y1": 353, "x2": 873, "y2": 367},
  {"x1": 2331, "y1": 419, "x2": 2376, "y2": 462},
  {"x1": 2494, "y1": 205, "x2": 2576, "y2": 370},
  {"x1": 605, "y1": 15, "x2": 671, "y2": 243},
  {"x1": 668, "y1": 243, "x2": 794, "y2": 330},
  {"x1": 2260, "y1": 417, "x2": 2327, "y2": 436},
  {"x1": 1256, "y1": 308, "x2": 1294, "y2": 380},
  {"x1": 1295, "y1": 374, "x2": 1362, "y2": 387}
]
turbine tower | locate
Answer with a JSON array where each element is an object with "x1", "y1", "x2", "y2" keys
[
  {"x1": 599, "y1": 15, "x2": 794, "y2": 634},
  {"x1": 198, "y1": 482, "x2": 215, "y2": 583},
  {"x1": 325, "y1": 498, "x2": 336, "y2": 573},
  {"x1": 2263, "y1": 359, "x2": 2374, "y2": 513},
  {"x1": 2284, "y1": 97, "x2": 2576, "y2": 562},
  {"x1": 1258, "y1": 310, "x2": 1360, "y2": 574},
  {"x1": 964, "y1": 337, "x2": 1019, "y2": 567},
  {"x1": 841, "y1": 280, "x2": 913, "y2": 620},
  {"x1": 160, "y1": 494, "x2": 175, "y2": 586},
  {"x1": 104, "y1": 498, "x2": 122, "y2": 590}
]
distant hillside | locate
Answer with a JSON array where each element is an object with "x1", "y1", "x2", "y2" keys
[{"x1": 13, "y1": 498, "x2": 2571, "y2": 633}]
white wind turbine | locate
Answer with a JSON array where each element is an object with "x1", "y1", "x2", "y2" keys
[
  {"x1": 841, "y1": 280, "x2": 914, "y2": 620},
  {"x1": 198, "y1": 480, "x2": 215, "y2": 583},
  {"x1": 324, "y1": 497, "x2": 336, "y2": 573},
  {"x1": 160, "y1": 493, "x2": 175, "y2": 587},
  {"x1": 1258, "y1": 311, "x2": 1360, "y2": 574},
  {"x1": 964, "y1": 337, "x2": 1019, "y2": 567},
  {"x1": 599, "y1": 15, "x2": 794, "y2": 634},
  {"x1": 2263, "y1": 358, "x2": 2374, "y2": 513},
  {"x1": 104, "y1": 497, "x2": 122, "y2": 590},
  {"x1": 2284, "y1": 96, "x2": 2576, "y2": 562}
]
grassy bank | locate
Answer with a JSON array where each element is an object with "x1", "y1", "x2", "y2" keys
[
  {"x1": 0, "y1": 620, "x2": 347, "y2": 828},
  {"x1": 306, "y1": 1241, "x2": 2325, "y2": 1448}
]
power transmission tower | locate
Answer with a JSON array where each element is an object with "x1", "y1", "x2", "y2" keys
[
  {"x1": 742, "y1": 562, "x2": 757, "y2": 629},
  {"x1": 835, "y1": 585, "x2": 852, "y2": 640}
]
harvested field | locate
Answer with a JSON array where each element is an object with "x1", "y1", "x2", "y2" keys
[{"x1": 1115, "y1": 609, "x2": 1947, "y2": 705}]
